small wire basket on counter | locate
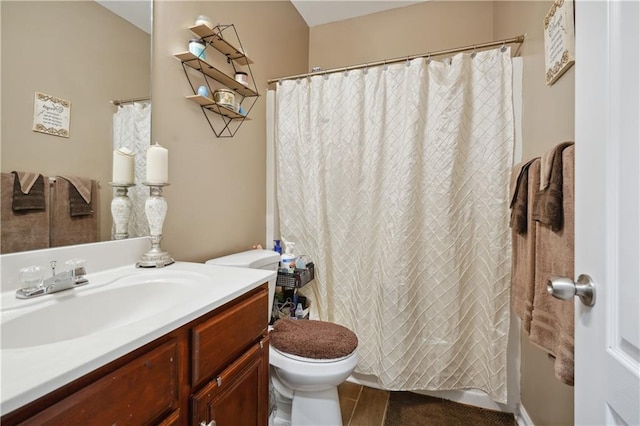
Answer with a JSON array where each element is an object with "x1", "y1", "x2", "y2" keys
[{"x1": 276, "y1": 262, "x2": 315, "y2": 288}]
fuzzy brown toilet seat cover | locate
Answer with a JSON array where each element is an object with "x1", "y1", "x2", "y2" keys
[{"x1": 270, "y1": 319, "x2": 358, "y2": 360}]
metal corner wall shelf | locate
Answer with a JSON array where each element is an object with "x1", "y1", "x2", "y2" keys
[{"x1": 174, "y1": 24, "x2": 259, "y2": 138}]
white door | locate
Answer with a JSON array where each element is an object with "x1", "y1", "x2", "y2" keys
[{"x1": 574, "y1": 1, "x2": 640, "y2": 425}]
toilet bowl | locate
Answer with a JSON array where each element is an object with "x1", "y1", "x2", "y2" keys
[
  {"x1": 205, "y1": 249, "x2": 358, "y2": 426},
  {"x1": 270, "y1": 347, "x2": 358, "y2": 425}
]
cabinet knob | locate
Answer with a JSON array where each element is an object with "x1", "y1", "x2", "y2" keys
[{"x1": 200, "y1": 421, "x2": 216, "y2": 426}]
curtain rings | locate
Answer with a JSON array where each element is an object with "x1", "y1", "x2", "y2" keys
[
  {"x1": 406, "y1": 56, "x2": 411, "y2": 67},
  {"x1": 470, "y1": 45, "x2": 477, "y2": 59},
  {"x1": 363, "y1": 64, "x2": 369, "y2": 75},
  {"x1": 501, "y1": 41, "x2": 507, "y2": 53},
  {"x1": 425, "y1": 54, "x2": 432, "y2": 65}
]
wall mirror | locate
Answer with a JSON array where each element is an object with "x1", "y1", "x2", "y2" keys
[{"x1": 0, "y1": 0, "x2": 152, "y2": 254}]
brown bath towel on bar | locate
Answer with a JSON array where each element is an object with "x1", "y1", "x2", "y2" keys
[
  {"x1": 1, "y1": 172, "x2": 50, "y2": 253},
  {"x1": 510, "y1": 159, "x2": 540, "y2": 333},
  {"x1": 59, "y1": 175, "x2": 93, "y2": 216},
  {"x1": 530, "y1": 145, "x2": 575, "y2": 386},
  {"x1": 510, "y1": 158, "x2": 537, "y2": 235},
  {"x1": 11, "y1": 171, "x2": 46, "y2": 211},
  {"x1": 532, "y1": 141, "x2": 574, "y2": 232},
  {"x1": 50, "y1": 177, "x2": 98, "y2": 248}
]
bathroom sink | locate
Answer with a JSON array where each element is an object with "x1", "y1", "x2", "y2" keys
[{"x1": 1, "y1": 270, "x2": 211, "y2": 349}]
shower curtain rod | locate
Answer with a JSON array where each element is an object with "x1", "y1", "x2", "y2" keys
[
  {"x1": 110, "y1": 96, "x2": 150, "y2": 106},
  {"x1": 267, "y1": 34, "x2": 525, "y2": 85}
]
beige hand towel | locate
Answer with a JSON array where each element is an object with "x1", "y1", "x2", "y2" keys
[
  {"x1": 1, "y1": 172, "x2": 50, "y2": 253},
  {"x1": 530, "y1": 145, "x2": 575, "y2": 386},
  {"x1": 50, "y1": 178, "x2": 98, "y2": 248},
  {"x1": 511, "y1": 159, "x2": 540, "y2": 333},
  {"x1": 59, "y1": 175, "x2": 93, "y2": 216},
  {"x1": 11, "y1": 172, "x2": 46, "y2": 211},
  {"x1": 533, "y1": 141, "x2": 574, "y2": 231}
]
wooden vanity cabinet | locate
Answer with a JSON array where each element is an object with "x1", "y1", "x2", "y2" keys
[
  {"x1": 191, "y1": 335, "x2": 269, "y2": 426},
  {"x1": 1, "y1": 283, "x2": 269, "y2": 426}
]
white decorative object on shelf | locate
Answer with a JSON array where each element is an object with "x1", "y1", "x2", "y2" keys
[
  {"x1": 136, "y1": 183, "x2": 174, "y2": 268},
  {"x1": 109, "y1": 183, "x2": 135, "y2": 240}
]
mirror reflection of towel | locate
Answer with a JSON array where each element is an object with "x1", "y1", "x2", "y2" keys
[
  {"x1": 50, "y1": 178, "x2": 98, "y2": 247},
  {"x1": 59, "y1": 176, "x2": 93, "y2": 216},
  {"x1": 1, "y1": 173, "x2": 49, "y2": 253},
  {"x1": 11, "y1": 172, "x2": 45, "y2": 211},
  {"x1": 68, "y1": 184, "x2": 94, "y2": 216}
]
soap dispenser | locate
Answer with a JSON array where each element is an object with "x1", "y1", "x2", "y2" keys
[{"x1": 281, "y1": 242, "x2": 296, "y2": 272}]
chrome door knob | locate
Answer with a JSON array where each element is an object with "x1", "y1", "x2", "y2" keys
[{"x1": 547, "y1": 274, "x2": 596, "y2": 306}]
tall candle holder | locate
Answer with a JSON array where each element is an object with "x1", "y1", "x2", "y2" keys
[
  {"x1": 136, "y1": 182, "x2": 174, "y2": 268},
  {"x1": 109, "y1": 183, "x2": 135, "y2": 240}
]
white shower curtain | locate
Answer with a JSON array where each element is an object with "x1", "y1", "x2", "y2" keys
[
  {"x1": 113, "y1": 102, "x2": 151, "y2": 238},
  {"x1": 275, "y1": 48, "x2": 514, "y2": 403}
]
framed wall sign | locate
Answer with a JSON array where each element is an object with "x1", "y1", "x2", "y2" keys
[
  {"x1": 32, "y1": 92, "x2": 71, "y2": 138},
  {"x1": 544, "y1": 0, "x2": 575, "y2": 86}
]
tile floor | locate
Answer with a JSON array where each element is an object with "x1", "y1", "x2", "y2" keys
[{"x1": 338, "y1": 382, "x2": 390, "y2": 426}]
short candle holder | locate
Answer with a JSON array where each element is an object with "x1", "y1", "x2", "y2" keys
[
  {"x1": 136, "y1": 182, "x2": 174, "y2": 268},
  {"x1": 109, "y1": 182, "x2": 135, "y2": 240}
]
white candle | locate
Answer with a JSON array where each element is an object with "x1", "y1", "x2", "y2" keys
[
  {"x1": 146, "y1": 142, "x2": 169, "y2": 184},
  {"x1": 112, "y1": 148, "x2": 135, "y2": 184}
]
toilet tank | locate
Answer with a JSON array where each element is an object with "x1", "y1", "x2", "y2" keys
[{"x1": 205, "y1": 249, "x2": 280, "y2": 322}]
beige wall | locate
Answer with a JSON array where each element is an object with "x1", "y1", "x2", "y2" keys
[
  {"x1": 151, "y1": 1, "x2": 308, "y2": 262},
  {"x1": 309, "y1": 1, "x2": 493, "y2": 69},
  {"x1": 494, "y1": 2, "x2": 575, "y2": 425},
  {"x1": 1, "y1": 1, "x2": 150, "y2": 244}
]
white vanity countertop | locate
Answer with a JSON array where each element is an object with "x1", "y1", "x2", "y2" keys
[{"x1": 0, "y1": 261, "x2": 276, "y2": 415}]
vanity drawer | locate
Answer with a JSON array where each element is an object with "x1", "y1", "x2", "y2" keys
[
  {"x1": 22, "y1": 340, "x2": 178, "y2": 425},
  {"x1": 191, "y1": 284, "x2": 267, "y2": 387}
]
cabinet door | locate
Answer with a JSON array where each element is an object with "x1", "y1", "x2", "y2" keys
[
  {"x1": 22, "y1": 340, "x2": 178, "y2": 425},
  {"x1": 191, "y1": 336, "x2": 269, "y2": 426},
  {"x1": 191, "y1": 285, "x2": 267, "y2": 387}
]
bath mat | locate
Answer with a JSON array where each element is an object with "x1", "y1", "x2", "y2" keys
[{"x1": 384, "y1": 392, "x2": 515, "y2": 426}]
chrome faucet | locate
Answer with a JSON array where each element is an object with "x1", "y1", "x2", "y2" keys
[{"x1": 16, "y1": 259, "x2": 89, "y2": 299}]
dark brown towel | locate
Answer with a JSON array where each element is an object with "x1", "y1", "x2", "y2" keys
[
  {"x1": 1, "y1": 173, "x2": 50, "y2": 253},
  {"x1": 532, "y1": 142, "x2": 574, "y2": 231},
  {"x1": 68, "y1": 183, "x2": 93, "y2": 216},
  {"x1": 270, "y1": 319, "x2": 358, "y2": 359},
  {"x1": 11, "y1": 172, "x2": 46, "y2": 211},
  {"x1": 50, "y1": 178, "x2": 98, "y2": 248},
  {"x1": 59, "y1": 176, "x2": 94, "y2": 216},
  {"x1": 509, "y1": 159, "x2": 537, "y2": 234}
]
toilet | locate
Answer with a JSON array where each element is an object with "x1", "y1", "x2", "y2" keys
[{"x1": 206, "y1": 249, "x2": 358, "y2": 426}]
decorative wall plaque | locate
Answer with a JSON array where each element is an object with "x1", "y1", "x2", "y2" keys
[
  {"x1": 32, "y1": 92, "x2": 71, "y2": 138},
  {"x1": 544, "y1": 0, "x2": 575, "y2": 86}
]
